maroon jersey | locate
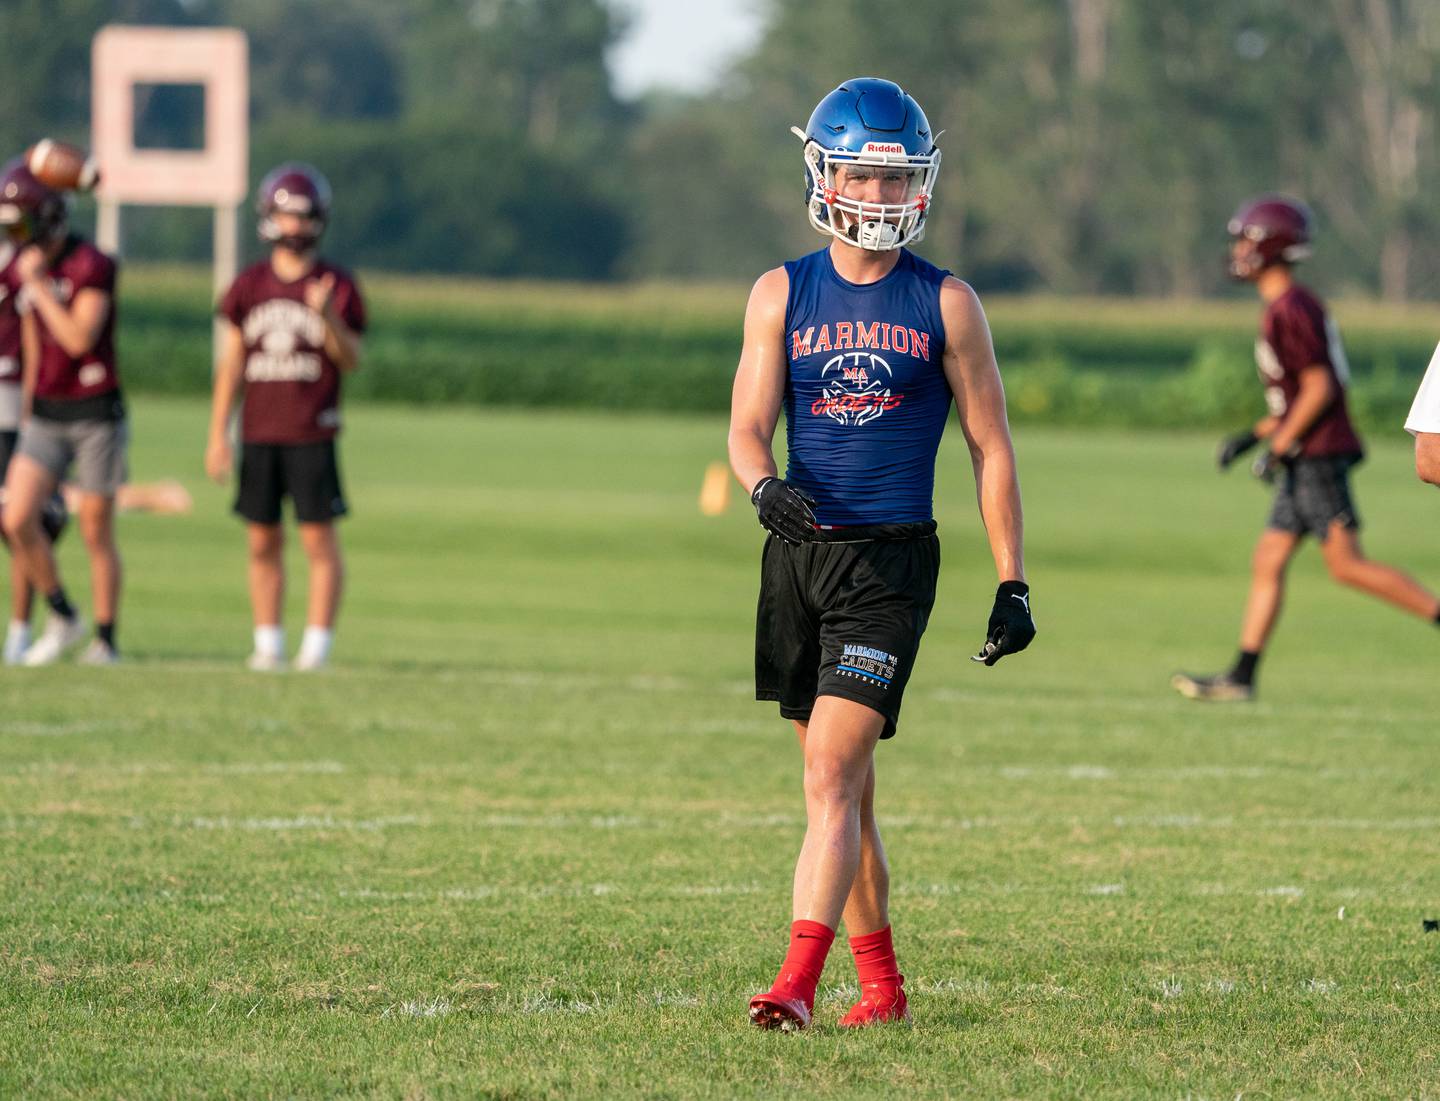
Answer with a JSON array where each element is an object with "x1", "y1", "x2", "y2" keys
[
  {"x1": 0, "y1": 243, "x2": 19, "y2": 389},
  {"x1": 1255, "y1": 284, "x2": 1363, "y2": 458},
  {"x1": 0, "y1": 236, "x2": 119, "y2": 406},
  {"x1": 218, "y1": 258, "x2": 366, "y2": 444}
]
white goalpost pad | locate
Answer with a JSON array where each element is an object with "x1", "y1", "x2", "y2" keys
[{"x1": 91, "y1": 26, "x2": 249, "y2": 365}]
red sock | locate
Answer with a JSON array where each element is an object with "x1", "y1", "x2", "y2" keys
[
  {"x1": 772, "y1": 919, "x2": 835, "y2": 1008},
  {"x1": 849, "y1": 925, "x2": 902, "y2": 990}
]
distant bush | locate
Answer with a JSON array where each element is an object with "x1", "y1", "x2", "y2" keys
[{"x1": 113, "y1": 269, "x2": 1436, "y2": 432}]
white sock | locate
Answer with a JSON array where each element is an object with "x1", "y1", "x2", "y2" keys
[
  {"x1": 3, "y1": 621, "x2": 30, "y2": 663},
  {"x1": 298, "y1": 626, "x2": 333, "y2": 664},
  {"x1": 253, "y1": 624, "x2": 285, "y2": 658}
]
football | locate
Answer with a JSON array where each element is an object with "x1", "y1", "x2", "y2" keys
[{"x1": 25, "y1": 138, "x2": 100, "y2": 192}]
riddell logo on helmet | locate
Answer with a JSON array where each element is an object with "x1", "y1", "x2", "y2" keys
[{"x1": 862, "y1": 142, "x2": 905, "y2": 154}]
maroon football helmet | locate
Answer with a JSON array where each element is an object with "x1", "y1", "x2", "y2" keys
[
  {"x1": 0, "y1": 157, "x2": 67, "y2": 245},
  {"x1": 256, "y1": 162, "x2": 332, "y2": 252},
  {"x1": 1227, "y1": 194, "x2": 1312, "y2": 280}
]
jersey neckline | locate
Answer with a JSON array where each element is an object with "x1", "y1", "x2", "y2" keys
[{"x1": 821, "y1": 246, "x2": 910, "y2": 293}]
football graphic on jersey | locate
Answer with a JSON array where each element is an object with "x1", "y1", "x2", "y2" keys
[{"x1": 815, "y1": 352, "x2": 902, "y2": 427}]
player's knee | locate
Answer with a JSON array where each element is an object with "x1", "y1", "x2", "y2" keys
[
  {"x1": 248, "y1": 528, "x2": 283, "y2": 560},
  {"x1": 1324, "y1": 552, "x2": 1362, "y2": 586},
  {"x1": 300, "y1": 528, "x2": 340, "y2": 565},
  {"x1": 2, "y1": 506, "x2": 36, "y2": 546},
  {"x1": 78, "y1": 515, "x2": 112, "y2": 551},
  {"x1": 1252, "y1": 548, "x2": 1287, "y2": 579},
  {"x1": 803, "y1": 756, "x2": 865, "y2": 809}
]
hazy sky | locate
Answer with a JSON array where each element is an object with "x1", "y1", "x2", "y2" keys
[{"x1": 607, "y1": 0, "x2": 766, "y2": 99}]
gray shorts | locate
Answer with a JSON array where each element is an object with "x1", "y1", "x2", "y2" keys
[
  {"x1": 1267, "y1": 455, "x2": 1362, "y2": 540},
  {"x1": 18, "y1": 416, "x2": 129, "y2": 496}
]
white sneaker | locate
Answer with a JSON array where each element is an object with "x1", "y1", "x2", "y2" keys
[
  {"x1": 22, "y1": 614, "x2": 88, "y2": 666},
  {"x1": 294, "y1": 626, "x2": 333, "y2": 672},
  {"x1": 293, "y1": 649, "x2": 328, "y2": 672},
  {"x1": 3, "y1": 623, "x2": 30, "y2": 666},
  {"x1": 76, "y1": 639, "x2": 120, "y2": 666},
  {"x1": 246, "y1": 651, "x2": 287, "y2": 672}
]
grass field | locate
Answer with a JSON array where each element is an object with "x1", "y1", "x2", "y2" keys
[{"x1": 4, "y1": 398, "x2": 1440, "y2": 1098}]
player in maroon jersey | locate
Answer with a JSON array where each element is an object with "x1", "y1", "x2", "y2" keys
[
  {"x1": 1173, "y1": 196, "x2": 1440, "y2": 701},
  {"x1": 0, "y1": 160, "x2": 122, "y2": 665},
  {"x1": 206, "y1": 164, "x2": 366, "y2": 671}
]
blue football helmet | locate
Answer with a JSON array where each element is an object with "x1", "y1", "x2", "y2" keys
[{"x1": 791, "y1": 78, "x2": 941, "y2": 252}]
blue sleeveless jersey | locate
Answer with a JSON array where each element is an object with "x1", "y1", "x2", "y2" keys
[{"x1": 782, "y1": 247, "x2": 953, "y2": 525}]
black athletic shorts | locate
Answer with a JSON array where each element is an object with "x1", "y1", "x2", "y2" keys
[
  {"x1": 234, "y1": 440, "x2": 348, "y2": 525},
  {"x1": 1267, "y1": 454, "x2": 1362, "y2": 540},
  {"x1": 755, "y1": 521, "x2": 940, "y2": 740}
]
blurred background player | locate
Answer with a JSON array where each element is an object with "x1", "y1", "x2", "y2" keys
[
  {"x1": 206, "y1": 163, "x2": 365, "y2": 672},
  {"x1": 729, "y1": 78, "x2": 1034, "y2": 1031},
  {"x1": 1173, "y1": 196, "x2": 1440, "y2": 701},
  {"x1": 0, "y1": 160, "x2": 123, "y2": 665},
  {"x1": 1406, "y1": 337, "x2": 1440, "y2": 487},
  {"x1": 0, "y1": 193, "x2": 70, "y2": 663}
]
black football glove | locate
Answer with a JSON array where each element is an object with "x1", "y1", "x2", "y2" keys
[
  {"x1": 1217, "y1": 430, "x2": 1260, "y2": 471},
  {"x1": 1251, "y1": 450, "x2": 1285, "y2": 485},
  {"x1": 750, "y1": 477, "x2": 817, "y2": 545},
  {"x1": 972, "y1": 580, "x2": 1036, "y2": 666}
]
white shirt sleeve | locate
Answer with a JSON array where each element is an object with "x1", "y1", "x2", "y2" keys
[{"x1": 1405, "y1": 341, "x2": 1440, "y2": 435}]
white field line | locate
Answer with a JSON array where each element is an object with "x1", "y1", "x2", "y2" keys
[
  {"x1": 991, "y1": 764, "x2": 1396, "y2": 782},
  {"x1": 1111, "y1": 814, "x2": 1440, "y2": 831},
  {"x1": 1, "y1": 719, "x2": 138, "y2": 737},
  {"x1": 17, "y1": 656, "x2": 1440, "y2": 731},
  {"x1": 184, "y1": 814, "x2": 426, "y2": 832},
  {"x1": 1154, "y1": 978, "x2": 1249, "y2": 999},
  {"x1": 338, "y1": 882, "x2": 763, "y2": 903},
  {"x1": 381, "y1": 996, "x2": 453, "y2": 1019},
  {"x1": 356, "y1": 973, "x2": 1330, "y2": 1020},
  {"x1": 2, "y1": 807, "x2": 1438, "y2": 834},
  {"x1": 0, "y1": 760, "x2": 346, "y2": 777},
  {"x1": 40, "y1": 878, "x2": 1440, "y2": 912},
  {"x1": 920, "y1": 686, "x2": 1437, "y2": 727}
]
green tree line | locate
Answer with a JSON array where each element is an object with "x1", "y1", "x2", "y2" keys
[{"x1": 3, "y1": 0, "x2": 1439, "y2": 297}]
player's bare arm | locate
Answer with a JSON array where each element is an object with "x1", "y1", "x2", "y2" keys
[
  {"x1": 727, "y1": 266, "x2": 818, "y2": 545},
  {"x1": 306, "y1": 273, "x2": 361, "y2": 373},
  {"x1": 1249, "y1": 364, "x2": 1336, "y2": 482},
  {"x1": 1267, "y1": 364, "x2": 1335, "y2": 457},
  {"x1": 19, "y1": 310, "x2": 38, "y2": 422},
  {"x1": 727, "y1": 266, "x2": 789, "y2": 495},
  {"x1": 15, "y1": 248, "x2": 109, "y2": 358},
  {"x1": 939, "y1": 276, "x2": 1035, "y2": 666},
  {"x1": 1416, "y1": 433, "x2": 1440, "y2": 487},
  {"x1": 939, "y1": 276, "x2": 1024, "y2": 583},
  {"x1": 205, "y1": 323, "x2": 247, "y2": 484}
]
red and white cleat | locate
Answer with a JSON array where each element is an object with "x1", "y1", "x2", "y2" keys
[
  {"x1": 839, "y1": 982, "x2": 909, "y2": 1028},
  {"x1": 748, "y1": 990, "x2": 812, "y2": 1032}
]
